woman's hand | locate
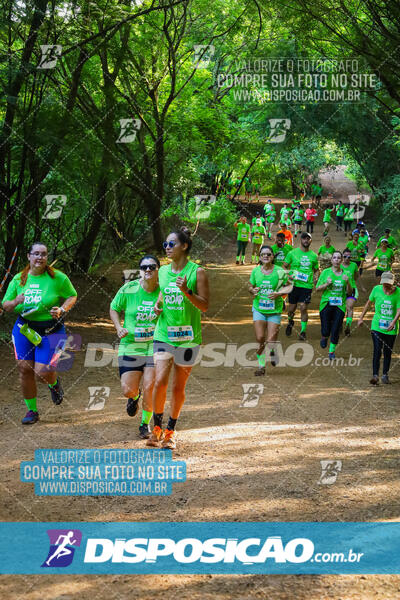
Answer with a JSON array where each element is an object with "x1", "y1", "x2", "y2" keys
[
  {"x1": 154, "y1": 300, "x2": 163, "y2": 316},
  {"x1": 50, "y1": 306, "x2": 63, "y2": 319},
  {"x1": 117, "y1": 326, "x2": 129, "y2": 339},
  {"x1": 176, "y1": 275, "x2": 188, "y2": 293},
  {"x1": 14, "y1": 293, "x2": 25, "y2": 306},
  {"x1": 387, "y1": 321, "x2": 395, "y2": 332},
  {"x1": 250, "y1": 286, "x2": 260, "y2": 296}
]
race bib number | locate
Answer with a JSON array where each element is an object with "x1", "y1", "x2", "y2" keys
[
  {"x1": 379, "y1": 319, "x2": 390, "y2": 331},
  {"x1": 295, "y1": 271, "x2": 308, "y2": 283},
  {"x1": 167, "y1": 326, "x2": 194, "y2": 342},
  {"x1": 259, "y1": 298, "x2": 275, "y2": 311},
  {"x1": 329, "y1": 297, "x2": 342, "y2": 306},
  {"x1": 134, "y1": 326, "x2": 155, "y2": 342}
]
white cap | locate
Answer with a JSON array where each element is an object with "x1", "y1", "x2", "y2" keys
[{"x1": 380, "y1": 272, "x2": 395, "y2": 285}]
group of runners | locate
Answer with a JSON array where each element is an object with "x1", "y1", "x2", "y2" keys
[
  {"x1": 1, "y1": 196, "x2": 399, "y2": 447},
  {"x1": 2, "y1": 229, "x2": 209, "y2": 451},
  {"x1": 244, "y1": 199, "x2": 400, "y2": 387},
  {"x1": 233, "y1": 198, "x2": 374, "y2": 266}
]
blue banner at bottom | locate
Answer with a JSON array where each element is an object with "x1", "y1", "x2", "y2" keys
[{"x1": 0, "y1": 522, "x2": 399, "y2": 574}]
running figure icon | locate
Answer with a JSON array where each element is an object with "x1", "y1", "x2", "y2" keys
[{"x1": 45, "y1": 531, "x2": 77, "y2": 566}]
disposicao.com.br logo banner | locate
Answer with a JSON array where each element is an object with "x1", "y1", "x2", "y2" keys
[{"x1": 1, "y1": 522, "x2": 400, "y2": 574}]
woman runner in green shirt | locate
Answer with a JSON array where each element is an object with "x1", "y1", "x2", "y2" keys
[
  {"x1": 249, "y1": 245, "x2": 292, "y2": 375},
  {"x1": 2, "y1": 242, "x2": 77, "y2": 425},
  {"x1": 110, "y1": 255, "x2": 160, "y2": 439},
  {"x1": 372, "y1": 239, "x2": 395, "y2": 278},
  {"x1": 358, "y1": 272, "x2": 400, "y2": 385},
  {"x1": 316, "y1": 251, "x2": 352, "y2": 359},
  {"x1": 147, "y1": 227, "x2": 209, "y2": 450},
  {"x1": 318, "y1": 236, "x2": 336, "y2": 270}
]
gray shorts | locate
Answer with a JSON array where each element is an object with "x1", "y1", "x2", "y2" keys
[{"x1": 153, "y1": 340, "x2": 200, "y2": 366}]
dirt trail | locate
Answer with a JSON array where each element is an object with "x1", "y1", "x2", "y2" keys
[{"x1": 1, "y1": 204, "x2": 400, "y2": 598}]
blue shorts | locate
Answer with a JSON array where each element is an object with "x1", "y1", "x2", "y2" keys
[
  {"x1": 12, "y1": 317, "x2": 67, "y2": 367},
  {"x1": 252, "y1": 308, "x2": 281, "y2": 324}
]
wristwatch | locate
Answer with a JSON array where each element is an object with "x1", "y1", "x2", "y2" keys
[
  {"x1": 186, "y1": 289, "x2": 193, "y2": 296},
  {"x1": 59, "y1": 307, "x2": 66, "y2": 315}
]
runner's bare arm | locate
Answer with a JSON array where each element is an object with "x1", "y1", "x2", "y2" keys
[
  {"x1": 268, "y1": 282, "x2": 293, "y2": 298},
  {"x1": 154, "y1": 291, "x2": 164, "y2": 315},
  {"x1": 177, "y1": 269, "x2": 209, "y2": 312},
  {"x1": 388, "y1": 307, "x2": 400, "y2": 331},
  {"x1": 2, "y1": 293, "x2": 25, "y2": 312},
  {"x1": 248, "y1": 282, "x2": 260, "y2": 296},
  {"x1": 50, "y1": 295, "x2": 77, "y2": 318},
  {"x1": 109, "y1": 308, "x2": 129, "y2": 338},
  {"x1": 357, "y1": 299, "x2": 372, "y2": 326}
]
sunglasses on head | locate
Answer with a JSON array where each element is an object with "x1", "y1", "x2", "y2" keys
[
  {"x1": 140, "y1": 264, "x2": 157, "y2": 271},
  {"x1": 163, "y1": 241, "x2": 176, "y2": 249}
]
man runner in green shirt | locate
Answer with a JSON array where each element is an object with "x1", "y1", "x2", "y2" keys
[
  {"x1": 272, "y1": 232, "x2": 293, "y2": 266},
  {"x1": 283, "y1": 232, "x2": 319, "y2": 340},
  {"x1": 341, "y1": 248, "x2": 359, "y2": 336}
]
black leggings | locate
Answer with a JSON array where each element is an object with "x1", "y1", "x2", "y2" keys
[
  {"x1": 306, "y1": 221, "x2": 314, "y2": 233},
  {"x1": 344, "y1": 220, "x2": 352, "y2": 232},
  {"x1": 237, "y1": 240, "x2": 248, "y2": 257},
  {"x1": 320, "y1": 304, "x2": 345, "y2": 344},
  {"x1": 371, "y1": 331, "x2": 396, "y2": 376},
  {"x1": 336, "y1": 216, "x2": 343, "y2": 229}
]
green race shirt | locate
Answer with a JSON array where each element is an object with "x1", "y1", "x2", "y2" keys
[
  {"x1": 236, "y1": 222, "x2": 250, "y2": 242},
  {"x1": 344, "y1": 206, "x2": 355, "y2": 221},
  {"x1": 318, "y1": 244, "x2": 336, "y2": 256},
  {"x1": 323, "y1": 208, "x2": 334, "y2": 222},
  {"x1": 317, "y1": 267, "x2": 350, "y2": 313},
  {"x1": 110, "y1": 280, "x2": 159, "y2": 356},
  {"x1": 266, "y1": 212, "x2": 276, "y2": 224},
  {"x1": 251, "y1": 225, "x2": 266, "y2": 244},
  {"x1": 358, "y1": 234, "x2": 369, "y2": 248},
  {"x1": 369, "y1": 285, "x2": 400, "y2": 335},
  {"x1": 280, "y1": 208, "x2": 290, "y2": 220},
  {"x1": 285, "y1": 248, "x2": 319, "y2": 289},
  {"x1": 293, "y1": 208, "x2": 304, "y2": 221},
  {"x1": 342, "y1": 261, "x2": 359, "y2": 298},
  {"x1": 2, "y1": 269, "x2": 77, "y2": 321},
  {"x1": 264, "y1": 203, "x2": 273, "y2": 215},
  {"x1": 373, "y1": 248, "x2": 394, "y2": 271},
  {"x1": 252, "y1": 216, "x2": 265, "y2": 226},
  {"x1": 336, "y1": 205, "x2": 345, "y2": 217},
  {"x1": 346, "y1": 240, "x2": 364, "y2": 262},
  {"x1": 250, "y1": 265, "x2": 288, "y2": 314},
  {"x1": 154, "y1": 261, "x2": 202, "y2": 347},
  {"x1": 271, "y1": 243, "x2": 293, "y2": 266}
]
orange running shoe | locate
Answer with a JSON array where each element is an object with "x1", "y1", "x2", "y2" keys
[
  {"x1": 146, "y1": 425, "x2": 163, "y2": 447},
  {"x1": 161, "y1": 429, "x2": 176, "y2": 450}
]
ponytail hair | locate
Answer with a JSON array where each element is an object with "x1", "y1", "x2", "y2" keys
[
  {"x1": 20, "y1": 242, "x2": 54, "y2": 286},
  {"x1": 170, "y1": 226, "x2": 192, "y2": 254}
]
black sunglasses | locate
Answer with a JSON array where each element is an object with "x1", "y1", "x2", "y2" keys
[
  {"x1": 163, "y1": 241, "x2": 176, "y2": 249},
  {"x1": 140, "y1": 264, "x2": 157, "y2": 271}
]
